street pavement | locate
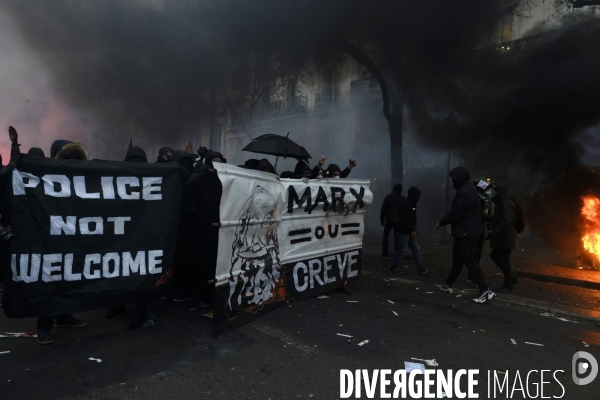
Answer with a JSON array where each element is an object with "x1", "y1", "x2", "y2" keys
[{"x1": 0, "y1": 247, "x2": 599, "y2": 399}]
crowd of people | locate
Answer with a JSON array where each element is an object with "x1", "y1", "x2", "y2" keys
[
  {"x1": 380, "y1": 166, "x2": 521, "y2": 304},
  {"x1": 0, "y1": 126, "x2": 359, "y2": 345}
]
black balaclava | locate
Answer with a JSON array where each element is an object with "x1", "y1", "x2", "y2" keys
[
  {"x1": 156, "y1": 147, "x2": 173, "y2": 163},
  {"x1": 172, "y1": 150, "x2": 194, "y2": 173},
  {"x1": 204, "y1": 151, "x2": 224, "y2": 169},
  {"x1": 27, "y1": 147, "x2": 45, "y2": 157},
  {"x1": 326, "y1": 164, "x2": 342, "y2": 178},
  {"x1": 124, "y1": 146, "x2": 148, "y2": 162},
  {"x1": 294, "y1": 160, "x2": 312, "y2": 178},
  {"x1": 407, "y1": 187, "x2": 422, "y2": 205},
  {"x1": 392, "y1": 183, "x2": 403, "y2": 194}
]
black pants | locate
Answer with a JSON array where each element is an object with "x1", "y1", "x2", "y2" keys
[
  {"x1": 445, "y1": 236, "x2": 489, "y2": 293},
  {"x1": 37, "y1": 314, "x2": 71, "y2": 330},
  {"x1": 198, "y1": 251, "x2": 217, "y2": 303},
  {"x1": 382, "y1": 221, "x2": 396, "y2": 257},
  {"x1": 490, "y1": 248, "x2": 517, "y2": 288},
  {"x1": 468, "y1": 234, "x2": 485, "y2": 280}
]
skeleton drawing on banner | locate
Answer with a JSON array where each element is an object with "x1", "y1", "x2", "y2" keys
[{"x1": 226, "y1": 185, "x2": 283, "y2": 319}]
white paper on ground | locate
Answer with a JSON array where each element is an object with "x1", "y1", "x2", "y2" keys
[
  {"x1": 404, "y1": 361, "x2": 426, "y2": 374},
  {"x1": 392, "y1": 311, "x2": 398, "y2": 316},
  {"x1": 511, "y1": 339, "x2": 517, "y2": 345},
  {"x1": 524, "y1": 342, "x2": 543, "y2": 346},
  {"x1": 411, "y1": 357, "x2": 439, "y2": 367},
  {"x1": 387, "y1": 300, "x2": 395, "y2": 304},
  {"x1": 357, "y1": 340, "x2": 369, "y2": 346},
  {"x1": 0, "y1": 351, "x2": 10, "y2": 355},
  {"x1": 317, "y1": 295, "x2": 329, "y2": 299},
  {"x1": 583, "y1": 341, "x2": 589, "y2": 347},
  {"x1": 337, "y1": 333, "x2": 352, "y2": 338},
  {"x1": 347, "y1": 301, "x2": 358, "y2": 303},
  {"x1": 88, "y1": 357, "x2": 102, "y2": 363}
]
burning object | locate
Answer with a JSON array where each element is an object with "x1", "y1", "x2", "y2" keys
[{"x1": 579, "y1": 196, "x2": 600, "y2": 270}]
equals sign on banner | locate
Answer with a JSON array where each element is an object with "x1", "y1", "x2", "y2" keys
[
  {"x1": 289, "y1": 228, "x2": 312, "y2": 244},
  {"x1": 341, "y1": 223, "x2": 360, "y2": 236}
]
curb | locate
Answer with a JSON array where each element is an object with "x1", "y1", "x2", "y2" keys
[
  {"x1": 495, "y1": 295, "x2": 600, "y2": 326},
  {"x1": 516, "y1": 272, "x2": 600, "y2": 291}
]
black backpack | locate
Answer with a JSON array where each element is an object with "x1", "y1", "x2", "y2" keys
[{"x1": 508, "y1": 198, "x2": 526, "y2": 234}]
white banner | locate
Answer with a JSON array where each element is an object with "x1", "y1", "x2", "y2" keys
[{"x1": 212, "y1": 163, "x2": 372, "y2": 331}]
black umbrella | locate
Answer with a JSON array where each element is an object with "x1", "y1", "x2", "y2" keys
[{"x1": 242, "y1": 133, "x2": 311, "y2": 171}]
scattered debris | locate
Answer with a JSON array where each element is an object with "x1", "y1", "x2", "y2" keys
[
  {"x1": 411, "y1": 357, "x2": 438, "y2": 367},
  {"x1": 358, "y1": 340, "x2": 369, "y2": 346},
  {"x1": 392, "y1": 311, "x2": 398, "y2": 316},
  {"x1": 583, "y1": 342, "x2": 589, "y2": 348},
  {"x1": 338, "y1": 324, "x2": 343, "y2": 327},
  {"x1": 404, "y1": 361, "x2": 426, "y2": 374},
  {"x1": 337, "y1": 333, "x2": 352, "y2": 338},
  {"x1": 317, "y1": 295, "x2": 329, "y2": 299},
  {"x1": 202, "y1": 311, "x2": 214, "y2": 319},
  {"x1": 347, "y1": 301, "x2": 358, "y2": 303},
  {"x1": 0, "y1": 351, "x2": 10, "y2": 355},
  {"x1": 387, "y1": 300, "x2": 395, "y2": 304},
  {"x1": 0, "y1": 332, "x2": 37, "y2": 339},
  {"x1": 556, "y1": 317, "x2": 577, "y2": 323},
  {"x1": 88, "y1": 357, "x2": 102, "y2": 363},
  {"x1": 456, "y1": 295, "x2": 462, "y2": 298},
  {"x1": 425, "y1": 292, "x2": 433, "y2": 294},
  {"x1": 524, "y1": 342, "x2": 543, "y2": 347},
  {"x1": 511, "y1": 339, "x2": 517, "y2": 345}
]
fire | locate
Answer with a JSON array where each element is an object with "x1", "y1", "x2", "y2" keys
[{"x1": 581, "y1": 196, "x2": 600, "y2": 261}]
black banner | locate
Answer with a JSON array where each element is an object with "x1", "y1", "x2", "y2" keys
[{"x1": 2, "y1": 155, "x2": 182, "y2": 318}]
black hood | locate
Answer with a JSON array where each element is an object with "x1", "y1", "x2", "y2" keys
[
  {"x1": 204, "y1": 151, "x2": 224, "y2": 168},
  {"x1": 257, "y1": 158, "x2": 274, "y2": 172},
  {"x1": 326, "y1": 164, "x2": 342, "y2": 177},
  {"x1": 492, "y1": 181, "x2": 509, "y2": 204},
  {"x1": 244, "y1": 159, "x2": 260, "y2": 169},
  {"x1": 27, "y1": 147, "x2": 45, "y2": 157},
  {"x1": 449, "y1": 166, "x2": 471, "y2": 189},
  {"x1": 407, "y1": 187, "x2": 422, "y2": 205},
  {"x1": 172, "y1": 150, "x2": 194, "y2": 172},
  {"x1": 124, "y1": 146, "x2": 148, "y2": 162},
  {"x1": 392, "y1": 183, "x2": 403, "y2": 194},
  {"x1": 50, "y1": 140, "x2": 73, "y2": 159},
  {"x1": 294, "y1": 160, "x2": 312, "y2": 177},
  {"x1": 156, "y1": 147, "x2": 173, "y2": 163}
]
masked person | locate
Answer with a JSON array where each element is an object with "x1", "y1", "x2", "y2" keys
[
  {"x1": 380, "y1": 184, "x2": 403, "y2": 259},
  {"x1": 156, "y1": 147, "x2": 173, "y2": 163},
  {"x1": 485, "y1": 182, "x2": 519, "y2": 293},
  {"x1": 169, "y1": 150, "x2": 199, "y2": 303},
  {"x1": 436, "y1": 166, "x2": 495, "y2": 304},
  {"x1": 467, "y1": 179, "x2": 493, "y2": 284},
  {"x1": 390, "y1": 187, "x2": 430, "y2": 276},
  {"x1": 312, "y1": 157, "x2": 357, "y2": 178},
  {"x1": 104, "y1": 146, "x2": 158, "y2": 328},
  {"x1": 187, "y1": 151, "x2": 225, "y2": 310},
  {"x1": 32, "y1": 139, "x2": 90, "y2": 344}
]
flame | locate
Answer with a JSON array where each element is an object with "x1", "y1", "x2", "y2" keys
[{"x1": 581, "y1": 196, "x2": 600, "y2": 261}]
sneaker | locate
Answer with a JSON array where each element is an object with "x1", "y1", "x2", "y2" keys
[
  {"x1": 54, "y1": 315, "x2": 88, "y2": 328},
  {"x1": 419, "y1": 268, "x2": 432, "y2": 276},
  {"x1": 438, "y1": 284, "x2": 454, "y2": 294},
  {"x1": 37, "y1": 328, "x2": 54, "y2": 345},
  {"x1": 472, "y1": 290, "x2": 496, "y2": 304},
  {"x1": 105, "y1": 305, "x2": 127, "y2": 319}
]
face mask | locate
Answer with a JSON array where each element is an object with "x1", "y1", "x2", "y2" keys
[{"x1": 333, "y1": 175, "x2": 340, "y2": 178}]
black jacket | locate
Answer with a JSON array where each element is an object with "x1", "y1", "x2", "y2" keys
[
  {"x1": 380, "y1": 184, "x2": 403, "y2": 224},
  {"x1": 190, "y1": 165, "x2": 223, "y2": 252},
  {"x1": 439, "y1": 166, "x2": 482, "y2": 237},
  {"x1": 396, "y1": 187, "x2": 421, "y2": 234}
]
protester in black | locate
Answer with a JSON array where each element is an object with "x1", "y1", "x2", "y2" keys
[
  {"x1": 390, "y1": 187, "x2": 430, "y2": 275},
  {"x1": 104, "y1": 146, "x2": 158, "y2": 328},
  {"x1": 485, "y1": 182, "x2": 519, "y2": 292},
  {"x1": 156, "y1": 147, "x2": 173, "y2": 163},
  {"x1": 35, "y1": 138, "x2": 89, "y2": 344},
  {"x1": 187, "y1": 151, "x2": 224, "y2": 310},
  {"x1": 437, "y1": 166, "x2": 495, "y2": 304},
  {"x1": 380, "y1": 184, "x2": 403, "y2": 258}
]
